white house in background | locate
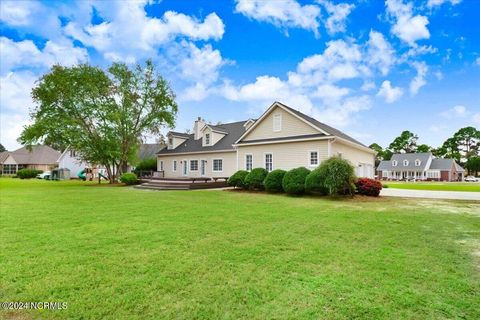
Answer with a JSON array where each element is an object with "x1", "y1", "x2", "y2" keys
[
  {"x1": 157, "y1": 101, "x2": 376, "y2": 178},
  {"x1": 57, "y1": 148, "x2": 90, "y2": 177}
]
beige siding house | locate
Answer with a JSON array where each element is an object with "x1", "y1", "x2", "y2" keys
[{"x1": 157, "y1": 102, "x2": 375, "y2": 178}]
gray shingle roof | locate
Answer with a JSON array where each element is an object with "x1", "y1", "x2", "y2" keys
[
  {"x1": 429, "y1": 158, "x2": 465, "y2": 171},
  {"x1": 138, "y1": 144, "x2": 164, "y2": 160},
  {"x1": 169, "y1": 131, "x2": 190, "y2": 138},
  {"x1": 277, "y1": 102, "x2": 368, "y2": 147},
  {"x1": 4, "y1": 145, "x2": 61, "y2": 165},
  {"x1": 205, "y1": 124, "x2": 228, "y2": 133},
  {"x1": 158, "y1": 121, "x2": 247, "y2": 154},
  {"x1": 236, "y1": 133, "x2": 327, "y2": 144},
  {"x1": 0, "y1": 151, "x2": 9, "y2": 163},
  {"x1": 378, "y1": 153, "x2": 432, "y2": 171}
]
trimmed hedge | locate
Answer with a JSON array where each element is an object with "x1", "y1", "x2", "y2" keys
[
  {"x1": 318, "y1": 157, "x2": 356, "y2": 196},
  {"x1": 244, "y1": 168, "x2": 268, "y2": 190},
  {"x1": 17, "y1": 169, "x2": 43, "y2": 179},
  {"x1": 120, "y1": 172, "x2": 138, "y2": 185},
  {"x1": 282, "y1": 167, "x2": 310, "y2": 195},
  {"x1": 305, "y1": 168, "x2": 328, "y2": 195},
  {"x1": 264, "y1": 169, "x2": 286, "y2": 193},
  {"x1": 355, "y1": 178, "x2": 382, "y2": 196},
  {"x1": 228, "y1": 170, "x2": 249, "y2": 188}
]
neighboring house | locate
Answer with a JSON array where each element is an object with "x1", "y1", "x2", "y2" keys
[
  {"x1": 57, "y1": 148, "x2": 91, "y2": 177},
  {"x1": 0, "y1": 145, "x2": 61, "y2": 175},
  {"x1": 157, "y1": 101, "x2": 375, "y2": 178},
  {"x1": 137, "y1": 143, "x2": 165, "y2": 161},
  {"x1": 377, "y1": 152, "x2": 465, "y2": 181}
]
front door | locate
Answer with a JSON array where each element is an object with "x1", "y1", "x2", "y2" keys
[
  {"x1": 200, "y1": 160, "x2": 206, "y2": 176},
  {"x1": 183, "y1": 160, "x2": 187, "y2": 176}
]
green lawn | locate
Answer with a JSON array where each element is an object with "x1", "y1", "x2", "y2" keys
[
  {"x1": 384, "y1": 181, "x2": 480, "y2": 192},
  {"x1": 1, "y1": 178, "x2": 479, "y2": 319}
]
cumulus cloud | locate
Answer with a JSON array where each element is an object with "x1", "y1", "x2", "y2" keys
[
  {"x1": 235, "y1": 0, "x2": 321, "y2": 36},
  {"x1": 427, "y1": 0, "x2": 461, "y2": 8},
  {"x1": 409, "y1": 61, "x2": 428, "y2": 95},
  {"x1": 385, "y1": 0, "x2": 430, "y2": 46},
  {"x1": 440, "y1": 105, "x2": 467, "y2": 118},
  {"x1": 377, "y1": 80, "x2": 403, "y2": 103},
  {"x1": 317, "y1": 0, "x2": 355, "y2": 35},
  {"x1": 366, "y1": 30, "x2": 396, "y2": 75}
]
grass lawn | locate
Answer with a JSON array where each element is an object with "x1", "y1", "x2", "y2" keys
[
  {"x1": 1, "y1": 178, "x2": 479, "y2": 319},
  {"x1": 384, "y1": 181, "x2": 480, "y2": 192}
]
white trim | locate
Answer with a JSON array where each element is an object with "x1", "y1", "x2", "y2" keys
[
  {"x1": 264, "y1": 152, "x2": 273, "y2": 172},
  {"x1": 212, "y1": 158, "x2": 223, "y2": 172},
  {"x1": 273, "y1": 113, "x2": 282, "y2": 132},
  {"x1": 234, "y1": 135, "x2": 333, "y2": 147},
  {"x1": 308, "y1": 150, "x2": 319, "y2": 167},
  {"x1": 200, "y1": 124, "x2": 227, "y2": 134},
  {"x1": 182, "y1": 159, "x2": 188, "y2": 176},
  {"x1": 234, "y1": 101, "x2": 328, "y2": 144},
  {"x1": 158, "y1": 149, "x2": 236, "y2": 156},
  {"x1": 245, "y1": 153, "x2": 253, "y2": 171},
  {"x1": 200, "y1": 159, "x2": 207, "y2": 176}
]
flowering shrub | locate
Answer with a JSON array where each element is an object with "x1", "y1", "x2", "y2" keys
[{"x1": 355, "y1": 178, "x2": 383, "y2": 197}]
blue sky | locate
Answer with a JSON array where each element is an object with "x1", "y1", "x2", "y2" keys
[{"x1": 1, "y1": 0, "x2": 479, "y2": 151}]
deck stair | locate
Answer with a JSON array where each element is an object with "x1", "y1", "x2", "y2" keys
[{"x1": 134, "y1": 177, "x2": 228, "y2": 190}]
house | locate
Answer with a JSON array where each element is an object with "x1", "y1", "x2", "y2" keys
[
  {"x1": 157, "y1": 101, "x2": 375, "y2": 178},
  {"x1": 377, "y1": 152, "x2": 465, "y2": 181},
  {"x1": 0, "y1": 145, "x2": 61, "y2": 175}
]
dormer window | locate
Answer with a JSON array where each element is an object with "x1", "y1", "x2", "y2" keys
[
  {"x1": 273, "y1": 114, "x2": 282, "y2": 132},
  {"x1": 415, "y1": 159, "x2": 421, "y2": 166},
  {"x1": 168, "y1": 137, "x2": 173, "y2": 146},
  {"x1": 205, "y1": 133, "x2": 210, "y2": 145},
  {"x1": 403, "y1": 160, "x2": 409, "y2": 166},
  {"x1": 392, "y1": 160, "x2": 398, "y2": 166}
]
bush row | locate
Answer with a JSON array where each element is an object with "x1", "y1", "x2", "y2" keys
[
  {"x1": 228, "y1": 157, "x2": 382, "y2": 197},
  {"x1": 17, "y1": 169, "x2": 43, "y2": 179}
]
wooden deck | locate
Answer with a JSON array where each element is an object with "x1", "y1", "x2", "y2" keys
[{"x1": 135, "y1": 177, "x2": 229, "y2": 191}]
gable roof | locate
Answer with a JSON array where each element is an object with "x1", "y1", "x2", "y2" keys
[
  {"x1": 4, "y1": 145, "x2": 61, "y2": 165},
  {"x1": 168, "y1": 131, "x2": 190, "y2": 138},
  {"x1": 235, "y1": 101, "x2": 369, "y2": 148},
  {"x1": 201, "y1": 124, "x2": 228, "y2": 134},
  {"x1": 430, "y1": 158, "x2": 464, "y2": 171},
  {"x1": 0, "y1": 151, "x2": 9, "y2": 163},
  {"x1": 138, "y1": 144, "x2": 164, "y2": 160},
  {"x1": 158, "y1": 121, "x2": 248, "y2": 155},
  {"x1": 378, "y1": 153, "x2": 432, "y2": 171}
]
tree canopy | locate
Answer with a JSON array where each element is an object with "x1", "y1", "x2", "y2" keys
[
  {"x1": 19, "y1": 60, "x2": 178, "y2": 183},
  {"x1": 0, "y1": 143, "x2": 5, "y2": 152},
  {"x1": 388, "y1": 130, "x2": 418, "y2": 153}
]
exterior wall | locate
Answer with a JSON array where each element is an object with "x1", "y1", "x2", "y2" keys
[
  {"x1": 242, "y1": 107, "x2": 318, "y2": 141},
  {"x1": 169, "y1": 136, "x2": 187, "y2": 149},
  {"x1": 158, "y1": 151, "x2": 237, "y2": 178},
  {"x1": 440, "y1": 170, "x2": 450, "y2": 181},
  {"x1": 58, "y1": 152, "x2": 89, "y2": 176},
  {"x1": 237, "y1": 140, "x2": 329, "y2": 171},
  {"x1": 330, "y1": 141, "x2": 375, "y2": 178},
  {"x1": 26, "y1": 164, "x2": 56, "y2": 171}
]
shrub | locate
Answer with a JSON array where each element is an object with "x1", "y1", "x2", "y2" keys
[
  {"x1": 17, "y1": 169, "x2": 43, "y2": 179},
  {"x1": 228, "y1": 170, "x2": 249, "y2": 188},
  {"x1": 133, "y1": 158, "x2": 157, "y2": 174},
  {"x1": 120, "y1": 172, "x2": 138, "y2": 185},
  {"x1": 264, "y1": 169, "x2": 286, "y2": 193},
  {"x1": 244, "y1": 168, "x2": 268, "y2": 190},
  {"x1": 356, "y1": 178, "x2": 383, "y2": 196},
  {"x1": 317, "y1": 157, "x2": 356, "y2": 196},
  {"x1": 282, "y1": 167, "x2": 310, "y2": 195},
  {"x1": 305, "y1": 168, "x2": 328, "y2": 195}
]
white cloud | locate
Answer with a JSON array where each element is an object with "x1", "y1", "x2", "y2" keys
[
  {"x1": 0, "y1": 37, "x2": 88, "y2": 73},
  {"x1": 409, "y1": 61, "x2": 428, "y2": 95},
  {"x1": 311, "y1": 84, "x2": 350, "y2": 101},
  {"x1": 366, "y1": 30, "x2": 396, "y2": 75},
  {"x1": 317, "y1": 0, "x2": 355, "y2": 35},
  {"x1": 361, "y1": 81, "x2": 376, "y2": 91},
  {"x1": 440, "y1": 105, "x2": 467, "y2": 118},
  {"x1": 312, "y1": 95, "x2": 372, "y2": 126},
  {"x1": 385, "y1": 0, "x2": 430, "y2": 45},
  {"x1": 0, "y1": 0, "x2": 36, "y2": 26},
  {"x1": 65, "y1": 2, "x2": 225, "y2": 63},
  {"x1": 235, "y1": 0, "x2": 321, "y2": 36},
  {"x1": 377, "y1": 80, "x2": 403, "y2": 103},
  {"x1": 427, "y1": 0, "x2": 461, "y2": 8}
]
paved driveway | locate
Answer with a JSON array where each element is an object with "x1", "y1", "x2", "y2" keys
[{"x1": 381, "y1": 188, "x2": 480, "y2": 201}]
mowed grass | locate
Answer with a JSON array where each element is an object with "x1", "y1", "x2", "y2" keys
[
  {"x1": 384, "y1": 181, "x2": 480, "y2": 192},
  {"x1": 1, "y1": 179, "x2": 479, "y2": 320}
]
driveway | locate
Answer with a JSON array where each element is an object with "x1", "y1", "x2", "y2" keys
[{"x1": 381, "y1": 188, "x2": 480, "y2": 201}]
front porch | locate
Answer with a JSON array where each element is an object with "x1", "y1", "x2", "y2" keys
[{"x1": 381, "y1": 170, "x2": 429, "y2": 181}]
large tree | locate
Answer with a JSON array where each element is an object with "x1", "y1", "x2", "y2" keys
[
  {"x1": 437, "y1": 127, "x2": 480, "y2": 164},
  {"x1": 388, "y1": 130, "x2": 418, "y2": 153},
  {"x1": 0, "y1": 143, "x2": 5, "y2": 152},
  {"x1": 20, "y1": 60, "x2": 177, "y2": 183},
  {"x1": 465, "y1": 156, "x2": 480, "y2": 176},
  {"x1": 369, "y1": 143, "x2": 385, "y2": 167},
  {"x1": 416, "y1": 144, "x2": 432, "y2": 153}
]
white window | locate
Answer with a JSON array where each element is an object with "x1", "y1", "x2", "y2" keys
[
  {"x1": 403, "y1": 160, "x2": 409, "y2": 166},
  {"x1": 265, "y1": 153, "x2": 273, "y2": 172},
  {"x1": 173, "y1": 160, "x2": 177, "y2": 172},
  {"x1": 205, "y1": 133, "x2": 210, "y2": 145},
  {"x1": 392, "y1": 160, "x2": 398, "y2": 166},
  {"x1": 309, "y1": 151, "x2": 318, "y2": 166},
  {"x1": 160, "y1": 161, "x2": 164, "y2": 171},
  {"x1": 273, "y1": 114, "x2": 282, "y2": 132},
  {"x1": 213, "y1": 159, "x2": 223, "y2": 172},
  {"x1": 245, "y1": 154, "x2": 253, "y2": 171},
  {"x1": 190, "y1": 160, "x2": 198, "y2": 171},
  {"x1": 415, "y1": 159, "x2": 421, "y2": 166}
]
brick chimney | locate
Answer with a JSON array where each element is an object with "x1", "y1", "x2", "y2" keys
[{"x1": 193, "y1": 117, "x2": 206, "y2": 140}]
